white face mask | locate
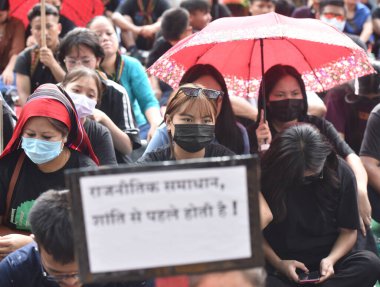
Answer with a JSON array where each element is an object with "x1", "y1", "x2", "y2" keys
[
  {"x1": 320, "y1": 16, "x2": 346, "y2": 32},
  {"x1": 68, "y1": 92, "x2": 97, "y2": 119}
]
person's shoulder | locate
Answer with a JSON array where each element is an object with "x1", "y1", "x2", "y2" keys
[
  {"x1": 370, "y1": 103, "x2": 380, "y2": 116},
  {"x1": 0, "y1": 149, "x2": 23, "y2": 167},
  {"x1": 137, "y1": 145, "x2": 171, "y2": 163},
  {"x1": 121, "y1": 54, "x2": 142, "y2": 67},
  {"x1": 207, "y1": 143, "x2": 235, "y2": 157},
  {"x1": 356, "y1": 2, "x2": 371, "y2": 14},
  {"x1": 69, "y1": 149, "x2": 97, "y2": 168},
  {"x1": 0, "y1": 242, "x2": 40, "y2": 283},
  {"x1": 103, "y1": 77, "x2": 129, "y2": 97},
  {"x1": 20, "y1": 45, "x2": 38, "y2": 55}
]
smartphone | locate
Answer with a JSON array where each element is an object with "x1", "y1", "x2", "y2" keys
[{"x1": 298, "y1": 271, "x2": 321, "y2": 283}]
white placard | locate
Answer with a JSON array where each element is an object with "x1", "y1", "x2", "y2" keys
[{"x1": 79, "y1": 165, "x2": 251, "y2": 273}]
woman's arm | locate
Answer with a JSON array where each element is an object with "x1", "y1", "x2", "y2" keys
[
  {"x1": 318, "y1": 228, "x2": 357, "y2": 283},
  {"x1": 258, "y1": 192, "x2": 273, "y2": 229},
  {"x1": 263, "y1": 238, "x2": 308, "y2": 282},
  {"x1": 92, "y1": 109, "x2": 133, "y2": 156},
  {"x1": 345, "y1": 153, "x2": 371, "y2": 236}
]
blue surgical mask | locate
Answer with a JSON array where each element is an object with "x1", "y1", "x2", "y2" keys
[{"x1": 21, "y1": 137, "x2": 63, "y2": 165}]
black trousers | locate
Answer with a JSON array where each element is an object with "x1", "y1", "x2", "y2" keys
[{"x1": 266, "y1": 251, "x2": 380, "y2": 287}]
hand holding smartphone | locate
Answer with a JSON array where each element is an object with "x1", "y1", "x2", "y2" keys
[{"x1": 298, "y1": 271, "x2": 321, "y2": 284}]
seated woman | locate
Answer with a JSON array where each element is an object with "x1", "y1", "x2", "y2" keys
[
  {"x1": 138, "y1": 83, "x2": 272, "y2": 229},
  {"x1": 88, "y1": 16, "x2": 162, "y2": 140},
  {"x1": 145, "y1": 64, "x2": 250, "y2": 155},
  {"x1": 58, "y1": 27, "x2": 141, "y2": 163},
  {"x1": 261, "y1": 124, "x2": 380, "y2": 287},
  {"x1": 0, "y1": 83, "x2": 98, "y2": 258},
  {"x1": 249, "y1": 64, "x2": 372, "y2": 237},
  {"x1": 61, "y1": 67, "x2": 117, "y2": 166},
  {"x1": 138, "y1": 83, "x2": 234, "y2": 161}
]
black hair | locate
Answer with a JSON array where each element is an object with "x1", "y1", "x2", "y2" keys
[
  {"x1": 0, "y1": 0, "x2": 9, "y2": 11},
  {"x1": 58, "y1": 27, "x2": 105, "y2": 67},
  {"x1": 358, "y1": 61, "x2": 380, "y2": 96},
  {"x1": 27, "y1": 3, "x2": 59, "y2": 22},
  {"x1": 275, "y1": 0, "x2": 295, "y2": 16},
  {"x1": 180, "y1": 64, "x2": 245, "y2": 154},
  {"x1": 161, "y1": 8, "x2": 190, "y2": 41},
  {"x1": 319, "y1": 0, "x2": 345, "y2": 13},
  {"x1": 180, "y1": 0, "x2": 210, "y2": 14},
  {"x1": 29, "y1": 190, "x2": 75, "y2": 264},
  {"x1": 255, "y1": 64, "x2": 309, "y2": 128},
  {"x1": 261, "y1": 124, "x2": 340, "y2": 222}
]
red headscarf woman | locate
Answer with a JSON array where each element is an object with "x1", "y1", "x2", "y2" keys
[{"x1": 0, "y1": 84, "x2": 98, "y2": 259}]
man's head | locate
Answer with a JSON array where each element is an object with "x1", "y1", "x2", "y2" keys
[
  {"x1": 161, "y1": 8, "x2": 192, "y2": 45},
  {"x1": 319, "y1": 0, "x2": 346, "y2": 31},
  {"x1": 180, "y1": 0, "x2": 212, "y2": 31},
  {"x1": 29, "y1": 190, "x2": 81, "y2": 287},
  {"x1": 249, "y1": 0, "x2": 275, "y2": 16},
  {"x1": 28, "y1": 3, "x2": 62, "y2": 49}
]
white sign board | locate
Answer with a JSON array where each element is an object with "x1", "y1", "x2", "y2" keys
[
  {"x1": 66, "y1": 155, "x2": 263, "y2": 283},
  {"x1": 80, "y1": 166, "x2": 251, "y2": 273}
]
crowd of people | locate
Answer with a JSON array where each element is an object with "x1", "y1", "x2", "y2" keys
[{"x1": 1, "y1": 0, "x2": 380, "y2": 286}]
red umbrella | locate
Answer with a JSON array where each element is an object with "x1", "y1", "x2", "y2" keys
[
  {"x1": 9, "y1": 0, "x2": 104, "y2": 27},
  {"x1": 148, "y1": 12, "x2": 374, "y2": 103}
]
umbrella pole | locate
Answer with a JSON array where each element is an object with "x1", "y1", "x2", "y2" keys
[
  {"x1": 41, "y1": 0, "x2": 47, "y2": 48},
  {"x1": 259, "y1": 38, "x2": 270, "y2": 152},
  {"x1": 260, "y1": 38, "x2": 266, "y2": 121}
]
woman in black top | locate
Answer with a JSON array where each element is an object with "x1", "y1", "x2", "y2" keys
[
  {"x1": 248, "y1": 64, "x2": 371, "y2": 236},
  {"x1": 261, "y1": 124, "x2": 380, "y2": 287},
  {"x1": 138, "y1": 83, "x2": 234, "y2": 162}
]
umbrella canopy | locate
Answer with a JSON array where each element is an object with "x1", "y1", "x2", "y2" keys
[
  {"x1": 9, "y1": 0, "x2": 104, "y2": 27},
  {"x1": 148, "y1": 12, "x2": 374, "y2": 100}
]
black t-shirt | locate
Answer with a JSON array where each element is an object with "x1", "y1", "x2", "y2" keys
[
  {"x1": 146, "y1": 36, "x2": 172, "y2": 68},
  {"x1": 137, "y1": 143, "x2": 235, "y2": 162},
  {"x1": 248, "y1": 115, "x2": 354, "y2": 158},
  {"x1": 84, "y1": 119, "x2": 117, "y2": 166},
  {"x1": 0, "y1": 149, "x2": 96, "y2": 231},
  {"x1": 14, "y1": 45, "x2": 60, "y2": 93},
  {"x1": 116, "y1": 0, "x2": 171, "y2": 50},
  {"x1": 360, "y1": 103, "x2": 380, "y2": 160},
  {"x1": 263, "y1": 158, "x2": 360, "y2": 270},
  {"x1": 211, "y1": 3, "x2": 232, "y2": 20}
]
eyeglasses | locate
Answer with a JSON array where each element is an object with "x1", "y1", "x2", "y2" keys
[
  {"x1": 322, "y1": 13, "x2": 345, "y2": 22},
  {"x1": 179, "y1": 86, "x2": 224, "y2": 100},
  {"x1": 41, "y1": 259, "x2": 80, "y2": 284},
  {"x1": 64, "y1": 57, "x2": 95, "y2": 67}
]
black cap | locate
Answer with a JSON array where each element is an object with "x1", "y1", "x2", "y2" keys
[{"x1": 0, "y1": 0, "x2": 9, "y2": 11}]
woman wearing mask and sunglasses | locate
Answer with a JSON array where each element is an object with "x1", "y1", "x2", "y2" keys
[
  {"x1": 0, "y1": 83, "x2": 98, "y2": 259},
  {"x1": 138, "y1": 83, "x2": 273, "y2": 230},
  {"x1": 144, "y1": 64, "x2": 250, "y2": 156},
  {"x1": 138, "y1": 83, "x2": 234, "y2": 161}
]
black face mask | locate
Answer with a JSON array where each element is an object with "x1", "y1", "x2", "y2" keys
[
  {"x1": 268, "y1": 99, "x2": 305, "y2": 122},
  {"x1": 173, "y1": 124, "x2": 215, "y2": 153}
]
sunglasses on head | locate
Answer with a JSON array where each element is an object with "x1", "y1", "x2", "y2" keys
[{"x1": 179, "y1": 86, "x2": 224, "y2": 100}]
